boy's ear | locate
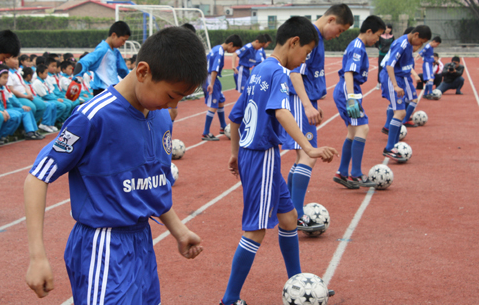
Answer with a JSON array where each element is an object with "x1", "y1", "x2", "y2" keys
[
  {"x1": 289, "y1": 36, "x2": 301, "y2": 48},
  {"x1": 327, "y1": 15, "x2": 337, "y2": 24},
  {"x1": 135, "y1": 61, "x2": 150, "y2": 82}
]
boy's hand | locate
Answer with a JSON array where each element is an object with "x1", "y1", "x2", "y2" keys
[
  {"x1": 26, "y1": 258, "x2": 54, "y2": 298},
  {"x1": 57, "y1": 99, "x2": 63, "y2": 102},
  {"x1": 414, "y1": 75, "x2": 421, "y2": 82},
  {"x1": 305, "y1": 104, "x2": 322, "y2": 126},
  {"x1": 346, "y1": 98, "x2": 363, "y2": 118},
  {"x1": 228, "y1": 155, "x2": 239, "y2": 178},
  {"x1": 207, "y1": 84, "x2": 213, "y2": 94},
  {"x1": 177, "y1": 230, "x2": 203, "y2": 259},
  {"x1": 233, "y1": 67, "x2": 238, "y2": 74},
  {"x1": 22, "y1": 105, "x2": 31, "y2": 112},
  {"x1": 394, "y1": 85, "x2": 404, "y2": 98},
  {"x1": 2, "y1": 111, "x2": 9, "y2": 122},
  {"x1": 306, "y1": 146, "x2": 339, "y2": 163}
]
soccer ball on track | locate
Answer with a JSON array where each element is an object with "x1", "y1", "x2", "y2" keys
[
  {"x1": 394, "y1": 142, "x2": 413, "y2": 161},
  {"x1": 282, "y1": 273, "x2": 333, "y2": 305},
  {"x1": 224, "y1": 124, "x2": 231, "y2": 139},
  {"x1": 412, "y1": 110, "x2": 428, "y2": 126},
  {"x1": 368, "y1": 164, "x2": 394, "y2": 190},
  {"x1": 170, "y1": 163, "x2": 179, "y2": 184},
  {"x1": 431, "y1": 89, "x2": 442, "y2": 100},
  {"x1": 399, "y1": 125, "x2": 407, "y2": 140},
  {"x1": 301, "y1": 203, "x2": 330, "y2": 237},
  {"x1": 172, "y1": 139, "x2": 186, "y2": 160}
]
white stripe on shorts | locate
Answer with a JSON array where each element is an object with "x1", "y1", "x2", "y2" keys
[
  {"x1": 387, "y1": 77, "x2": 397, "y2": 110},
  {"x1": 259, "y1": 147, "x2": 274, "y2": 229},
  {"x1": 238, "y1": 66, "x2": 244, "y2": 91},
  {"x1": 404, "y1": 77, "x2": 413, "y2": 102}
]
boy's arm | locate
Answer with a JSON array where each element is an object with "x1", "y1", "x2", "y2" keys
[
  {"x1": 232, "y1": 53, "x2": 238, "y2": 74},
  {"x1": 276, "y1": 109, "x2": 337, "y2": 162},
  {"x1": 24, "y1": 174, "x2": 54, "y2": 298},
  {"x1": 410, "y1": 68, "x2": 421, "y2": 82},
  {"x1": 116, "y1": 52, "x2": 130, "y2": 78},
  {"x1": 386, "y1": 66, "x2": 404, "y2": 97},
  {"x1": 228, "y1": 122, "x2": 240, "y2": 178},
  {"x1": 159, "y1": 208, "x2": 203, "y2": 259},
  {"x1": 75, "y1": 48, "x2": 106, "y2": 77},
  {"x1": 290, "y1": 72, "x2": 322, "y2": 126},
  {"x1": 8, "y1": 85, "x2": 27, "y2": 99}
]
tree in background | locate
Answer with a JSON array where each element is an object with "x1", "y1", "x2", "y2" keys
[
  {"x1": 427, "y1": 0, "x2": 479, "y2": 19},
  {"x1": 372, "y1": 0, "x2": 421, "y2": 21}
]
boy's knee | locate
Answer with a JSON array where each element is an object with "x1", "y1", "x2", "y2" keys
[
  {"x1": 243, "y1": 229, "x2": 266, "y2": 244},
  {"x1": 278, "y1": 209, "x2": 298, "y2": 231},
  {"x1": 393, "y1": 110, "x2": 406, "y2": 120}
]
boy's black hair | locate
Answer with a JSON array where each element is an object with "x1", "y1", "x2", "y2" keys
[
  {"x1": 411, "y1": 25, "x2": 432, "y2": 40},
  {"x1": 60, "y1": 60, "x2": 74, "y2": 70},
  {"x1": 42, "y1": 52, "x2": 50, "y2": 58},
  {"x1": 433, "y1": 52, "x2": 439, "y2": 57},
  {"x1": 264, "y1": 33, "x2": 273, "y2": 43},
  {"x1": 276, "y1": 16, "x2": 319, "y2": 47},
  {"x1": 19, "y1": 54, "x2": 30, "y2": 64},
  {"x1": 63, "y1": 52, "x2": 74, "y2": 60},
  {"x1": 0, "y1": 64, "x2": 9, "y2": 75},
  {"x1": 137, "y1": 27, "x2": 207, "y2": 90},
  {"x1": 255, "y1": 34, "x2": 267, "y2": 43},
  {"x1": 49, "y1": 53, "x2": 59, "y2": 59},
  {"x1": 30, "y1": 54, "x2": 37, "y2": 61},
  {"x1": 403, "y1": 27, "x2": 414, "y2": 35},
  {"x1": 360, "y1": 15, "x2": 386, "y2": 34},
  {"x1": 225, "y1": 34, "x2": 243, "y2": 48},
  {"x1": 79, "y1": 52, "x2": 89, "y2": 60},
  {"x1": 56, "y1": 60, "x2": 61, "y2": 68},
  {"x1": 109, "y1": 21, "x2": 131, "y2": 37},
  {"x1": 387, "y1": 23, "x2": 393, "y2": 34},
  {"x1": 432, "y1": 36, "x2": 442, "y2": 43},
  {"x1": 22, "y1": 67, "x2": 33, "y2": 79},
  {"x1": 36, "y1": 64, "x2": 48, "y2": 75},
  {"x1": 181, "y1": 23, "x2": 196, "y2": 33},
  {"x1": 36, "y1": 56, "x2": 46, "y2": 66},
  {"x1": 45, "y1": 57, "x2": 57, "y2": 66},
  {"x1": 324, "y1": 4, "x2": 354, "y2": 26},
  {"x1": 0, "y1": 30, "x2": 21, "y2": 57}
]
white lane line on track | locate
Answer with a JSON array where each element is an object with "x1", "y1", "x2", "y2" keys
[
  {"x1": 462, "y1": 58, "x2": 479, "y2": 108},
  {"x1": 0, "y1": 165, "x2": 32, "y2": 178}
]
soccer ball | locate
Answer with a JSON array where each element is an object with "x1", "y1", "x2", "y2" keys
[
  {"x1": 431, "y1": 89, "x2": 442, "y2": 100},
  {"x1": 399, "y1": 125, "x2": 407, "y2": 140},
  {"x1": 172, "y1": 139, "x2": 186, "y2": 160},
  {"x1": 170, "y1": 163, "x2": 179, "y2": 183},
  {"x1": 412, "y1": 110, "x2": 428, "y2": 126},
  {"x1": 282, "y1": 273, "x2": 331, "y2": 305},
  {"x1": 394, "y1": 142, "x2": 413, "y2": 161},
  {"x1": 224, "y1": 124, "x2": 231, "y2": 139},
  {"x1": 368, "y1": 164, "x2": 394, "y2": 190},
  {"x1": 302, "y1": 203, "x2": 330, "y2": 237}
]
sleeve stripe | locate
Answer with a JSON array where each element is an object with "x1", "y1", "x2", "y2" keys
[
  {"x1": 31, "y1": 156, "x2": 48, "y2": 176},
  {"x1": 45, "y1": 165, "x2": 57, "y2": 183},
  {"x1": 80, "y1": 92, "x2": 112, "y2": 114},
  {"x1": 38, "y1": 158, "x2": 55, "y2": 180},
  {"x1": 300, "y1": 63, "x2": 306, "y2": 74},
  {"x1": 87, "y1": 96, "x2": 116, "y2": 120}
]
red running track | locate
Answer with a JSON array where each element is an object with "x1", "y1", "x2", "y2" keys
[{"x1": 0, "y1": 57, "x2": 478, "y2": 305}]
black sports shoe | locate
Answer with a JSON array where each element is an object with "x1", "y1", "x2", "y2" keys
[
  {"x1": 423, "y1": 94, "x2": 434, "y2": 100},
  {"x1": 219, "y1": 299, "x2": 247, "y2": 305},
  {"x1": 297, "y1": 214, "x2": 325, "y2": 232},
  {"x1": 35, "y1": 131, "x2": 45, "y2": 139},
  {"x1": 25, "y1": 132, "x2": 44, "y2": 140},
  {"x1": 383, "y1": 148, "x2": 407, "y2": 163},
  {"x1": 202, "y1": 133, "x2": 219, "y2": 141},
  {"x1": 381, "y1": 127, "x2": 389, "y2": 135},
  {"x1": 333, "y1": 172, "x2": 359, "y2": 189},
  {"x1": 351, "y1": 175, "x2": 377, "y2": 188}
]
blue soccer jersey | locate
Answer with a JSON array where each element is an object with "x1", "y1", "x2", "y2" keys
[
  {"x1": 236, "y1": 43, "x2": 258, "y2": 68},
  {"x1": 229, "y1": 57, "x2": 292, "y2": 151},
  {"x1": 290, "y1": 24, "x2": 326, "y2": 100},
  {"x1": 338, "y1": 38, "x2": 369, "y2": 89},
  {"x1": 255, "y1": 47, "x2": 266, "y2": 65},
  {"x1": 381, "y1": 34, "x2": 414, "y2": 77},
  {"x1": 207, "y1": 45, "x2": 225, "y2": 77},
  {"x1": 419, "y1": 43, "x2": 434, "y2": 63},
  {"x1": 29, "y1": 86, "x2": 174, "y2": 228}
]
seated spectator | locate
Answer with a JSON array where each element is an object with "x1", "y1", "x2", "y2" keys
[
  {"x1": 18, "y1": 54, "x2": 31, "y2": 73},
  {"x1": 437, "y1": 56, "x2": 464, "y2": 95},
  {"x1": 63, "y1": 52, "x2": 75, "y2": 62}
]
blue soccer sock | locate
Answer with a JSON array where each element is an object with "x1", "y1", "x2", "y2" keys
[
  {"x1": 291, "y1": 164, "x2": 312, "y2": 217},
  {"x1": 218, "y1": 107, "x2": 226, "y2": 129},
  {"x1": 386, "y1": 118, "x2": 402, "y2": 151},
  {"x1": 351, "y1": 137, "x2": 366, "y2": 178},
  {"x1": 287, "y1": 163, "x2": 297, "y2": 195},
  {"x1": 338, "y1": 138, "x2": 353, "y2": 177},
  {"x1": 278, "y1": 228, "x2": 301, "y2": 278},
  {"x1": 384, "y1": 107, "x2": 394, "y2": 129},
  {"x1": 222, "y1": 236, "x2": 260, "y2": 305},
  {"x1": 403, "y1": 102, "x2": 417, "y2": 123},
  {"x1": 426, "y1": 81, "x2": 433, "y2": 95},
  {"x1": 203, "y1": 110, "x2": 215, "y2": 135}
]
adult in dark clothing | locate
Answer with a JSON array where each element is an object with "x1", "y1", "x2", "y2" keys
[
  {"x1": 437, "y1": 56, "x2": 464, "y2": 95},
  {"x1": 375, "y1": 24, "x2": 394, "y2": 89}
]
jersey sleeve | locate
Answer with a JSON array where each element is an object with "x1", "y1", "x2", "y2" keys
[
  {"x1": 235, "y1": 44, "x2": 251, "y2": 59},
  {"x1": 211, "y1": 50, "x2": 223, "y2": 73},
  {"x1": 229, "y1": 90, "x2": 248, "y2": 124},
  {"x1": 343, "y1": 47, "x2": 365, "y2": 74},
  {"x1": 29, "y1": 113, "x2": 93, "y2": 183},
  {"x1": 418, "y1": 44, "x2": 429, "y2": 57},
  {"x1": 116, "y1": 50, "x2": 130, "y2": 78},
  {"x1": 265, "y1": 71, "x2": 291, "y2": 115},
  {"x1": 76, "y1": 45, "x2": 108, "y2": 77},
  {"x1": 385, "y1": 40, "x2": 408, "y2": 68}
]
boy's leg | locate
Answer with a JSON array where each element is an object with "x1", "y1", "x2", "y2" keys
[
  {"x1": 0, "y1": 110, "x2": 22, "y2": 138},
  {"x1": 51, "y1": 100, "x2": 68, "y2": 124},
  {"x1": 383, "y1": 106, "x2": 394, "y2": 133},
  {"x1": 202, "y1": 108, "x2": 219, "y2": 140},
  {"x1": 403, "y1": 100, "x2": 418, "y2": 125},
  {"x1": 287, "y1": 163, "x2": 296, "y2": 195},
  {"x1": 202, "y1": 82, "x2": 221, "y2": 140},
  {"x1": 383, "y1": 78, "x2": 407, "y2": 161},
  {"x1": 31, "y1": 96, "x2": 47, "y2": 123},
  {"x1": 38, "y1": 101, "x2": 56, "y2": 132}
]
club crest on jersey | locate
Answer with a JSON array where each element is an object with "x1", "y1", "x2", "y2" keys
[
  {"x1": 213, "y1": 99, "x2": 217, "y2": 104},
  {"x1": 163, "y1": 130, "x2": 172, "y2": 155},
  {"x1": 353, "y1": 53, "x2": 361, "y2": 61},
  {"x1": 280, "y1": 82, "x2": 289, "y2": 95},
  {"x1": 53, "y1": 128, "x2": 80, "y2": 153},
  {"x1": 397, "y1": 99, "x2": 403, "y2": 104},
  {"x1": 306, "y1": 132, "x2": 313, "y2": 140}
]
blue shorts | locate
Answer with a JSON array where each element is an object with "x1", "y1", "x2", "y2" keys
[
  {"x1": 333, "y1": 79, "x2": 369, "y2": 127},
  {"x1": 203, "y1": 75, "x2": 225, "y2": 109},
  {"x1": 422, "y1": 62, "x2": 434, "y2": 81},
  {"x1": 380, "y1": 73, "x2": 417, "y2": 111},
  {"x1": 234, "y1": 65, "x2": 250, "y2": 93},
  {"x1": 281, "y1": 94, "x2": 318, "y2": 150},
  {"x1": 238, "y1": 146, "x2": 294, "y2": 231},
  {"x1": 65, "y1": 221, "x2": 161, "y2": 305}
]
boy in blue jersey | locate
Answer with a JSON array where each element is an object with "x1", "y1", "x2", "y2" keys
[
  {"x1": 333, "y1": 16, "x2": 385, "y2": 188},
  {"x1": 416, "y1": 36, "x2": 441, "y2": 99},
  {"x1": 254, "y1": 33, "x2": 272, "y2": 66},
  {"x1": 24, "y1": 27, "x2": 207, "y2": 304},
  {"x1": 74, "y1": 21, "x2": 130, "y2": 96},
  {"x1": 202, "y1": 34, "x2": 243, "y2": 140},
  {"x1": 282, "y1": 4, "x2": 353, "y2": 230},
  {"x1": 221, "y1": 17, "x2": 338, "y2": 305},
  {"x1": 380, "y1": 25, "x2": 431, "y2": 162},
  {"x1": 232, "y1": 34, "x2": 267, "y2": 93},
  {"x1": 0, "y1": 30, "x2": 21, "y2": 63}
]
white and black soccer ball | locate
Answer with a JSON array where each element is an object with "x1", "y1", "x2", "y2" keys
[
  {"x1": 282, "y1": 273, "x2": 331, "y2": 305},
  {"x1": 172, "y1": 139, "x2": 186, "y2": 160},
  {"x1": 224, "y1": 124, "x2": 231, "y2": 139},
  {"x1": 431, "y1": 89, "x2": 442, "y2": 100},
  {"x1": 170, "y1": 162, "x2": 179, "y2": 183},
  {"x1": 394, "y1": 142, "x2": 413, "y2": 161},
  {"x1": 302, "y1": 203, "x2": 330, "y2": 237},
  {"x1": 412, "y1": 110, "x2": 428, "y2": 126},
  {"x1": 399, "y1": 125, "x2": 407, "y2": 140},
  {"x1": 368, "y1": 164, "x2": 394, "y2": 190}
]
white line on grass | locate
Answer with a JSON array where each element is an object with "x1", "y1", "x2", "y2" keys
[{"x1": 462, "y1": 58, "x2": 479, "y2": 107}]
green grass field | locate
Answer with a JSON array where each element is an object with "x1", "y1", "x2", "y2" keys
[{"x1": 219, "y1": 71, "x2": 236, "y2": 91}]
